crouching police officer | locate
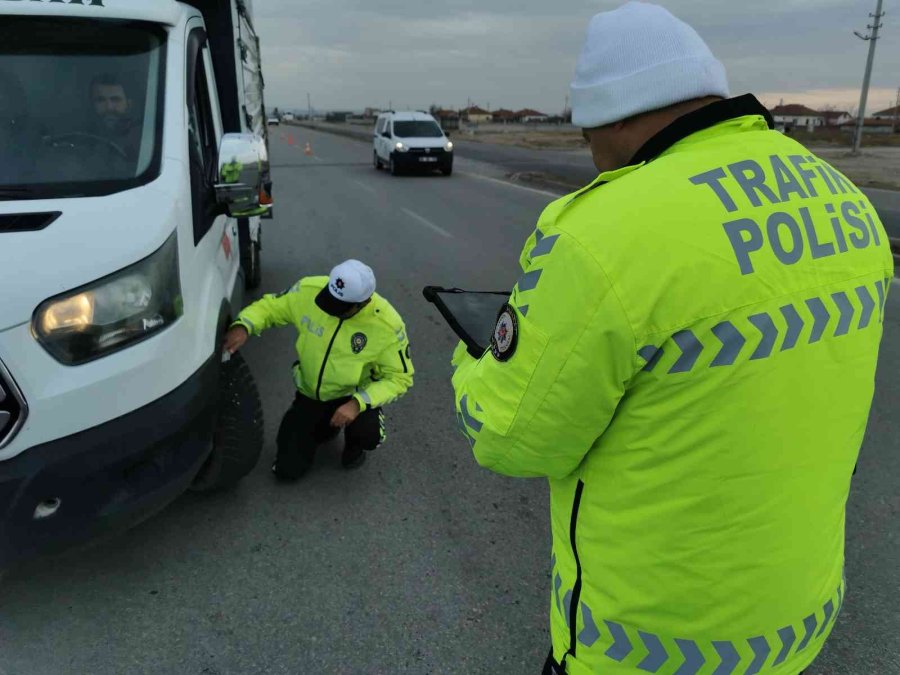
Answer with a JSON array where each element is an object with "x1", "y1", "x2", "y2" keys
[{"x1": 224, "y1": 260, "x2": 414, "y2": 479}]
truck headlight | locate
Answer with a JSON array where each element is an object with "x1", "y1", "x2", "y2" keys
[
  {"x1": 394, "y1": 142, "x2": 408, "y2": 153},
  {"x1": 445, "y1": 141, "x2": 453, "y2": 152},
  {"x1": 33, "y1": 232, "x2": 183, "y2": 365}
]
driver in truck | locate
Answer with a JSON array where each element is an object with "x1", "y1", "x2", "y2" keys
[{"x1": 89, "y1": 73, "x2": 141, "y2": 159}]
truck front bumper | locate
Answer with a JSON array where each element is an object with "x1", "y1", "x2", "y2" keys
[{"x1": 0, "y1": 356, "x2": 218, "y2": 567}]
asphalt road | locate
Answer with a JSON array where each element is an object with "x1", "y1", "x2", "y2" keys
[
  {"x1": 452, "y1": 139, "x2": 900, "y2": 242},
  {"x1": 297, "y1": 121, "x2": 900, "y2": 242},
  {"x1": 0, "y1": 128, "x2": 896, "y2": 675}
]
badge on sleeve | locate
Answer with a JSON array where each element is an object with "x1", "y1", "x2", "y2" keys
[
  {"x1": 351, "y1": 332, "x2": 368, "y2": 354},
  {"x1": 491, "y1": 304, "x2": 518, "y2": 362}
]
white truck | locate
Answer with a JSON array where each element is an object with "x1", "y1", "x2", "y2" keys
[{"x1": 0, "y1": 0, "x2": 273, "y2": 565}]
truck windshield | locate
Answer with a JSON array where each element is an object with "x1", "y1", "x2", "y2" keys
[
  {"x1": 393, "y1": 121, "x2": 444, "y2": 138},
  {"x1": 0, "y1": 18, "x2": 166, "y2": 201}
]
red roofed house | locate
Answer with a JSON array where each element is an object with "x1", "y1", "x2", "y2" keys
[
  {"x1": 491, "y1": 108, "x2": 517, "y2": 123},
  {"x1": 516, "y1": 108, "x2": 549, "y2": 123},
  {"x1": 872, "y1": 105, "x2": 900, "y2": 122},
  {"x1": 462, "y1": 106, "x2": 492, "y2": 123},
  {"x1": 770, "y1": 104, "x2": 824, "y2": 132},
  {"x1": 820, "y1": 110, "x2": 854, "y2": 127}
]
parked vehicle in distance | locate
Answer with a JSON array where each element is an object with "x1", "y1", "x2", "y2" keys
[
  {"x1": 373, "y1": 111, "x2": 454, "y2": 176},
  {"x1": 282, "y1": 112, "x2": 295, "y2": 122},
  {"x1": 267, "y1": 115, "x2": 280, "y2": 125}
]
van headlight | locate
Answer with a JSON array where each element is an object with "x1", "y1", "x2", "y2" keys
[
  {"x1": 394, "y1": 142, "x2": 408, "y2": 153},
  {"x1": 445, "y1": 141, "x2": 453, "y2": 152},
  {"x1": 33, "y1": 232, "x2": 183, "y2": 365}
]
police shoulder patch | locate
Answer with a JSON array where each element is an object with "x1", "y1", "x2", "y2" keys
[
  {"x1": 351, "y1": 332, "x2": 368, "y2": 354},
  {"x1": 491, "y1": 304, "x2": 518, "y2": 362}
]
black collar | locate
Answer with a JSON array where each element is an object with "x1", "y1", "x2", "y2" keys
[{"x1": 628, "y1": 94, "x2": 775, "y2": 166}]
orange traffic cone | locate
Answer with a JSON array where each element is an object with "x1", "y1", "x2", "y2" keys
[{"x1": 304, "y1": 142, "x2": 313, "y2": 156}]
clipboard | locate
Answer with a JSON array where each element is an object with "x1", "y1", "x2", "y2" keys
[{"x1": 422, "y1": 286, "x2": 510, "y2": 358}]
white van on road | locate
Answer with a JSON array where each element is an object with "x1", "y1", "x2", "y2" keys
[
  {"x1": 373, "y1": 111, "x2": 454, "y2": 176},
  {"x1": 0, "y1": 0, "x2": 273, "y2": 565}
]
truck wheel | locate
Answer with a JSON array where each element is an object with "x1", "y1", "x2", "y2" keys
[
  {"x1": 191, "y1": 352, "x2": 263, "y2": 492},
  {"x1": 373, "y1": 151, "x2": 382, "y2": 170},
  {"x1": 441, "y1": 164, "x2": 453, "y2": 176},
  {"x1": 390, "y1": 156, "x2": 400, "y2": 176}
]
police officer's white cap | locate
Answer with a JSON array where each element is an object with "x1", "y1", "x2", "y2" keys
[{"x1": 327, "y1": 259, "x2": 376, "y2": 304}]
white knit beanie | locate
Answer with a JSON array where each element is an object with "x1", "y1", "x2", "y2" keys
[{"x1": 570, "y1": 2, "x2": 729, "y2": 128}]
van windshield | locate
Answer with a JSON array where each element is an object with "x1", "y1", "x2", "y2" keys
[
  {"x1": 0, "y1": 18, "x2": 166, "y2": 201},
  {"x1": 393, "y1": 121, "x2": 444, "y2": 138}
]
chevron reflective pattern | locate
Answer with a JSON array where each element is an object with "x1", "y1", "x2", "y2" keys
[
  {"x1": 551, "y1": 581, "x2": 844, "y2": 672},
  {"x1": 579, "y1": 602, "x2": 600, "y2": 647},
  {"x1": 638, "y1": 280, "x2": 885, "y2": 375},
  {"x1": 604, "y1": 620, "x2": 633, "y2": 661}
]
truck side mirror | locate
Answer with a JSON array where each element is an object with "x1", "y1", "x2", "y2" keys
[{"x1": 215, "y1": 133, "x2": 272, "y2": 217}]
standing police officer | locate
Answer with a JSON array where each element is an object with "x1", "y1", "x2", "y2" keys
[
  {"x1": 225, "y1": 260, "x2": 413, "y2": 478},
  {"x1": 451, "y1": 4, "x2": 893, "y2": 674}
]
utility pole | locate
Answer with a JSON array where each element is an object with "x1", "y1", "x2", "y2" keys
[
  {"x1": 307, "y1": 92, "x2": 312, "y2": 120},
  {"x1": 892, "y1": 87, "x2": 900, "y2": 134},
  {"x1": 851, "y1": 0, "x2": 885, "y2": 155}
]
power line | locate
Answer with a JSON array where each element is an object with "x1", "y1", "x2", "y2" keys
[{"x1": 851, "y1": 0, "x2": 885, "y2": 155}]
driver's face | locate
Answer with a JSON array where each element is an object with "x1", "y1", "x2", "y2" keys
[{"x1": 92, "y1": 84, "x2": 130, "y2": 129}]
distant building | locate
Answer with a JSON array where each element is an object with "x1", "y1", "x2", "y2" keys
[
  {"x1": 872, "y1": 105, "x2": 900, "y2": 121},
  {"x1": 491, "y1": 108, "x2": 517, "y2": 123},
  {"x1": 516, "y1": 108, "x2": 549, "y2": 123},
  {"x1": 820, "y1": 110, "x2": 853, "y2": 127},
  {"x1": 462, "y1": 106, "x2": 492, "y2": 123},
  {"x1": 839, "y1": 118, "x2": 896, "y2": 135},
  {"x1": 770, "y1": 104, "x2": 824, "y2": 131},
  {"x1": 433, "y1": 109, "x2": 460, "y2": 130}
]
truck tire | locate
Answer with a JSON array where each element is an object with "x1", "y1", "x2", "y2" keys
[
  {"x1": 373, "y1": 150, "x2": 382, "y2": 170},
  {"x1": 191, "y1": 352, "x2": 263, "y2": 492},
  {"x1": 390, "y1": 156, "x2": 400, "y2": 176}
]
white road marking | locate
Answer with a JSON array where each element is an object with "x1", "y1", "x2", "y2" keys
[
  {"x1": 402, "y1": 208, "x2": 453, "y2": 239},
  {"x1": 460, "y1": 171, "x2": 562, "y2": 199},
  {"x1": 353, "y1": 180, "x2": 377, "y2": 195}
]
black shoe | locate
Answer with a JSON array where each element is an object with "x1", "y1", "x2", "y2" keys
[
  {"x1": 341, "y1": 450, "x2": 367, "y2": 470},
  {"x1": 272, "y1": 462, "x2": 305, "y2": 482}
]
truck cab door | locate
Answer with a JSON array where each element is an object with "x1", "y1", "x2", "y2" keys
[{"x1": 186, "y1": 28, "x2": 240, "y2": 306}]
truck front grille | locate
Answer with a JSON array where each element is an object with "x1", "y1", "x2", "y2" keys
[{"x1": 0, "y1": 360, "x2": 26, "y2": 449}]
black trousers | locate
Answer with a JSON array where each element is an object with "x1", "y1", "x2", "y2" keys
[{"x1": 274, "y1": 393, "x2": 384, "y2": 479}]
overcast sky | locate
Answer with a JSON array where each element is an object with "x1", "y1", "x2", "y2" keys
[{"x1": 254, "y1": 0, "x2": 900, "y2": 116}]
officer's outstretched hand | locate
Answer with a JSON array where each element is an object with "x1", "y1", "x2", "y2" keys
[
  {"x1": 331, "y1": 399, "x2": 361, "y2": 428},
  {"x1": 223, "y1": 325, "x2": 249, "y2": 354}
]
